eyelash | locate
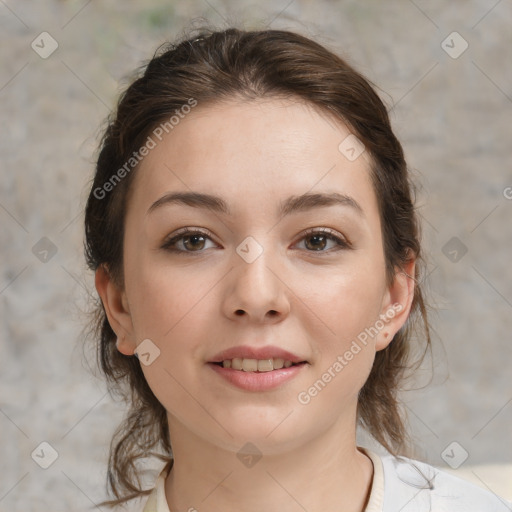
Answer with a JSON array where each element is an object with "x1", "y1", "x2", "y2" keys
[{"x1": 161, "y1": 227, "x2": 351, "y2": 255}]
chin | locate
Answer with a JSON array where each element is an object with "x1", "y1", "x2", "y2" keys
[{"x1": 206, "y1": 409, "x2": 314, "y2": 456}]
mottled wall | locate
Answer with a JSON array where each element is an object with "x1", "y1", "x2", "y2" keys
[{"x1": 1, "y1": 0, "x2": 511, "y2": 510}]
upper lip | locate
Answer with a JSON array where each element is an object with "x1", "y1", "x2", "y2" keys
[{"x1": 209, "y1": 345, "x2": 306, "y2": 364}]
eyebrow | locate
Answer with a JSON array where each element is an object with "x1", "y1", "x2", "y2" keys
[{"x1": 147, "y1": 190, "x2": 364, "y2": 217}]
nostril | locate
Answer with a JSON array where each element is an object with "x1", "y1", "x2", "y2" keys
[{"x1": 235, "y1": 310, "x2": 244, "y2": 316}]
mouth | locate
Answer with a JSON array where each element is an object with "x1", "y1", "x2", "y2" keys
[
  {"x1": 209, "y1": 345, "x2": 307, "y2": 367},
  {"x1": 207, "y1": 346, "x2": 309, "y2": 391},
  {"x1": 210, "y1": 358, "x2": 307, "y2": 372}
]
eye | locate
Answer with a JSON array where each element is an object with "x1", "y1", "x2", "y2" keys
[
  {"x1": 294, "y1": 228, "x2": 351, "y2": 253},
  {"x1": 161, "y1": 228, "x2": 217, "y2": 253},
  {"x1": 161, "y1": 227, "x2": 351, "y2": 255}
]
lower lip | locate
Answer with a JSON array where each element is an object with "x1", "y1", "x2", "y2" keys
[{"x1": 208, "y1": 362, "x2": 307, "y2": 391}]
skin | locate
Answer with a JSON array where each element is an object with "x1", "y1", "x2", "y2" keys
[{"x1": 96, "y1": 97, "x2": 415, "y2": 512}]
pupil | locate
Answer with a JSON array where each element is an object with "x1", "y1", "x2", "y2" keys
[
  {"x1": 185, "y1": 235, "x2": 204, "y2": 250},
  {"x1": 307, "y1": 235, "x2": 326, "y2": 251}
]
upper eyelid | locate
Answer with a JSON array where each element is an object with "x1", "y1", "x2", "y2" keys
[{"x1": 300, "y1": 227, "x2": 350, "y2": 243}]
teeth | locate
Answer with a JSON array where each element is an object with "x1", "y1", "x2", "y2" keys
[
  {"x1": 274, "y1": 358, "x2": 284, "y2": 369},
  {"x1": 221, "y1": 357, "x2": 296, "y2": 371},
  {"x1": 231, "y1": 358, "x2": 243, "y2": 370},
  {"x1": 242, "y1": 358, "x2": 258, "y2": 372}
]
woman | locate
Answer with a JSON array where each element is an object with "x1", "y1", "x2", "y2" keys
[{"x1": 84, "y1": 26, "x2": 511, "y2": 511}]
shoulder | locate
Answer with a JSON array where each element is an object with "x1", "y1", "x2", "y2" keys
[
  {"x1": 142, "y1": 461, "x2": 173, "y2": 512},
  {"x1": 378, "y1": 451, "x2": 512, "y2": 512}
]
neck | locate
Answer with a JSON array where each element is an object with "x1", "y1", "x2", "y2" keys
[{"x1": 164, "y1": 416, "x2": 374, "y2": 512}]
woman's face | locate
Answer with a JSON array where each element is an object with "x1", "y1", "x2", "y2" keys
[{"x1": 99, "y1": 97, "x2": 413, "y2": 454}]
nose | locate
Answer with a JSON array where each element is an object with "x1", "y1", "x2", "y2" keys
[{"x1": 222, "y1": 245, "x2": 291, "y2": 324}]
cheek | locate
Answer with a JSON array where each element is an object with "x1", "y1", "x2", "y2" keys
[
  {"x1": 124, "y1": 254, "x2": 222, "y2": 393},
  {"x1": 126, "y1": 260, "x2": 215, "y2": 419},
  {"x1": 295, "y1": 256, "x2": 385, "y2": 389},
  {"x1": 300, "y1": 256, "x2": 386, "y2": 340},
  {"x1": 125, "y1": 252, "x2": 214, "y2": 341}
]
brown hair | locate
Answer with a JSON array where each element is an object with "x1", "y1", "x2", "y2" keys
[{"x1": 84, "y1": 24, "x2": 431, "y2": 508}]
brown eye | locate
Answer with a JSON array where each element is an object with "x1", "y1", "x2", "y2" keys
[
  {"x1": 162, "y1": 229, "x2": 216, "y2": 253},
  {"x1": 296, "y1": 228, "x2": 350, "y2": 253},
  {"x1": 181, "y1": 234, "x2": 207, "y2": 251},
  {"x1": 304, "y1": 233, "x2": 329, "y2": 251}
]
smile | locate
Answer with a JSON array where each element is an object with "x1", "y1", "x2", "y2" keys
[{"x1": 215, "y1": 357, "x2": 300, "y2": 372}]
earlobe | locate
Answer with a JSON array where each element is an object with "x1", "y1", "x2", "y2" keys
[
  {"x1": 95, "y1": 264, "x2": 137, "y2": 356},
  {"x1": 115, "y1": 335, "x2": 134, "y2": 356},
  {"x1": 375, "y1": 258, "x2": 416, "y2": 351}
]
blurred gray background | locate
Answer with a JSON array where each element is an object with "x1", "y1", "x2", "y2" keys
[{"x1": 1, "y1": 0, "x2": 511, "y2": 510}]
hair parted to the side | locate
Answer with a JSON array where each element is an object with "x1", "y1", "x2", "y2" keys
[{"x1": 84, "y1": 23, "x2": 431, "y2": 508}]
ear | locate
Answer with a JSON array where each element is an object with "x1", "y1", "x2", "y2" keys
[
  {"x1": 375, "y1": 258, "x2": 416, "y2": 351},
  {"x1": 95, "y1": 264, "x2": 137, "y2": 356}
]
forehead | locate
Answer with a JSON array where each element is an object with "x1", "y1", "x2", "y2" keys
[{"x1": 127, "y1": 97, "x2": 378, "y2": 220}]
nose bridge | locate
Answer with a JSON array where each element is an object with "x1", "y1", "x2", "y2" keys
[{"x1": 226, "y1": 235, "x2": 289, "y2": 321}]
